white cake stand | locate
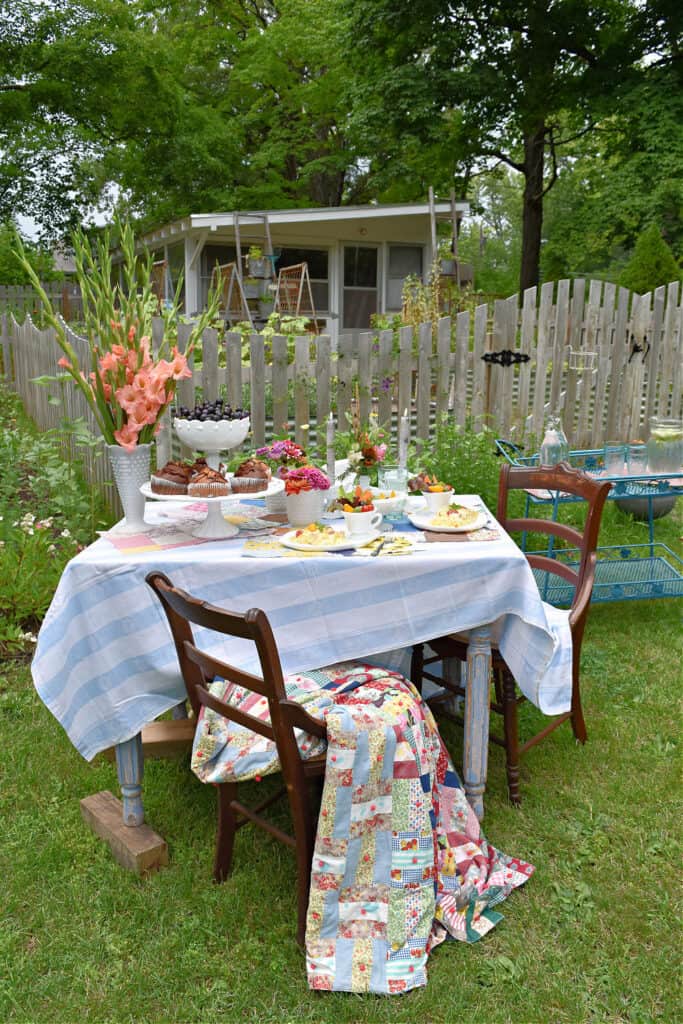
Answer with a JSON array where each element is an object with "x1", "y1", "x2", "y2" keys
[{"x1": 140, "y1": 478, "x2": 285, "y2": 539}]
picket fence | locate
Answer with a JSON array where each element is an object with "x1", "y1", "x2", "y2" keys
[
  {"x1": 1, "y1": 277, "x2": 681, "y2": 507},
  {"x1": 0, "y1": 282, "x2": 83, "y2": 322}
]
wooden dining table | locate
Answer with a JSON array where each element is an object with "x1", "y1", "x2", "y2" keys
[{"x1": 31, "y1": 495, "x2": 574, "y2": 826}]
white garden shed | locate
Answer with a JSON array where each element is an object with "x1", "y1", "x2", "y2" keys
[{"x1": 138, "y1": 200, "x2": 469, "y2": 342}]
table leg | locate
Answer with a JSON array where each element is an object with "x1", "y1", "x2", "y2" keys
[
  {"x1": 463, "y1": 626, "x2": 492, "y2": 821},
  {"x1": 115, "y1": 733, "x2": 145, "y2": 826}
]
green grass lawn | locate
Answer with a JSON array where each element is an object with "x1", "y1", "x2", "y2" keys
[
  {"x1": 0, "y1": 387, "x2": 681, "y2": 1022},
  {"x1": 2, "y1": 598, "x2": 681, "y2": 1023}
]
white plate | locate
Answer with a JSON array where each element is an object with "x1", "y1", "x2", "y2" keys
[
  {"x1": 141, "y1": 477, "x2": 284, "y2": 502},
  {"x1": 280, "y1": 528, "x2": 381, "y2": 552},
  {"x1": 407, "y1": 508, "x2": 487, "y2": 533}
]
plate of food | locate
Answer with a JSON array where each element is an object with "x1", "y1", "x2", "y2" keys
[
  {"x1": 279, "y1": 523, "x2": 381, "y2": 552},
  {"x1": 407, "y1": 503, "x2": 487, "y2": 533}
]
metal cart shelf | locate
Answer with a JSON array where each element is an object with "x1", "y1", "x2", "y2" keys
[{"x1": 496, "y1": 440, "x2": 683, "y2": 604}]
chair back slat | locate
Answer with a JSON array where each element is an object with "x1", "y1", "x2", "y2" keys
[
  {"x1": 184, "y1": 643, "x2": 273, "y2": 700},
  {"x1": 503, "y1": 516, "x2": 584, "y2": 550},
  {"x1": 196, "y1": 685, "x2": 276, "y2": 742},
  {"x1": 526, "y1": 554, "x2": 580, "y2": 587}
]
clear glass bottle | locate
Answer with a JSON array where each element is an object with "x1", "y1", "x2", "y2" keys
[{"x1": 539, "y1": 414, "x2": 570, "y2": 466}]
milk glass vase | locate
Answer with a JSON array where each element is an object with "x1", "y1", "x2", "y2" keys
[
  {"x1": 107, "y1": 442, "x2": 152, "y2": 534},
  {"x1": 285, "y1": 489, "x2": 325, "y2": 527}
]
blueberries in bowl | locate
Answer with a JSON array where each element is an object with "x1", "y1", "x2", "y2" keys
[{"x1": 173, "y1": 402, "x2": 249, "y2": 422}]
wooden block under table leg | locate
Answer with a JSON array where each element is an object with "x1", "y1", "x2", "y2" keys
[{"x1": 80, "y1": 790, "x2": 169, "y2": 876}]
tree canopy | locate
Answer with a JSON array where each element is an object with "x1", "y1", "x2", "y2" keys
[{"x1": 1, "y1": 0, "x2": 680, "y2": 292}]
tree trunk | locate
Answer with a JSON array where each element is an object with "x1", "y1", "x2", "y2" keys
[{"x1": 519, "y1": 123, "x2": 546, "y2": 293}]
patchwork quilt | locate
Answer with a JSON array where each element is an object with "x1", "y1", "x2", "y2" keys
[{"x1": 191, "y1": 662, "x2": 534, "y2": 994}]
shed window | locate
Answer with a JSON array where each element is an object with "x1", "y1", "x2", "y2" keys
[{"x1": 386, "y1": 245, "x2": 423, "y2": 310}]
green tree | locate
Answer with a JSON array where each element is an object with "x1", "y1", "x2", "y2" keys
[
  {"x1": 342, "y1": 0, "x2": 658, "y2": 292},
  {"x1": 541, "y1": 55, "x2": 683, "y2": 281},
  {"x1": 0, "y1": 224, "x2": 59, "y2": 285},
  {"x1": 0, "y1": 0, "x2": 353, "y2": 236},
  {"x1": 619, "y1": 223, "x2": 681, "y2": 293}
]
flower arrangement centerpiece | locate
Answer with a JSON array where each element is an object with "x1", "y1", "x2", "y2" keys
[
  {"x1": 335, "y1": 405, "x2": 388, "y2": 487},
  {"x1": 14, "y1": 218, "x2": 221, "y2": 531},
  {"x1": 283, "y1": 465, "x2": 331, "y2": 527},
  {"x1": 255, "y1": 439, "x2": 308, "y2": 479}
]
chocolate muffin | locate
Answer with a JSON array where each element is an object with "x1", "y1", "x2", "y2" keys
[
  {"x1": 151, "y1": 460, "x2": 193, "y2": 495},
  {"x1": 187, "y1": 466, "x2": 230, "y2": 498},
  {"x1": 230, "y1": 458, "x2": 272, "y2": 493}
]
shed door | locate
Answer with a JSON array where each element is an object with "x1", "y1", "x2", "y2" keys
[{"x1": 342, "y1": 245, "x2": 378, "y2": 329}]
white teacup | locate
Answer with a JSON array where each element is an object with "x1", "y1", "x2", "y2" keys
[
  {"x1": 343, "y1": 509, "x2": 382, "y2": 536},
  {"x1": 421, "y1": 489, "x2": 453, "y2": 512}
]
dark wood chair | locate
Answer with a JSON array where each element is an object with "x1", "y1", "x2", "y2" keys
[
  {"x1": 146, "y1": 570, "x2": 328, "y2": 946},
  {"x1": 411, "y1": 462, "x2": 611, "y2": 805}
]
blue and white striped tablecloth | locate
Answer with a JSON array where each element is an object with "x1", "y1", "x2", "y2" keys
[{"x1": 31, "y1": 500, "x2": 572, "y2": 760}]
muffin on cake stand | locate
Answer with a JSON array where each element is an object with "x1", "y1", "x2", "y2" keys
[{"x1": 141, "y1": 415, "x2": 284, "y2": 539}]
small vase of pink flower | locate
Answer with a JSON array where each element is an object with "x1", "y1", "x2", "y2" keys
[
  {"x1": 284, "y1": 466, "x2": 331, "y2": 527},
  {"x1": 255, "y1": 439, "x2": 308, "y2": 478}
]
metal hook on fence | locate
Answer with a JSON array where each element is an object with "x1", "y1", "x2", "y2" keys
[
  {"x1": 627, "y1": 334, "x2": 650, "y2": 364},
  {"x1": 481, "y1": 349, "x2": 530, "y2": 367}
]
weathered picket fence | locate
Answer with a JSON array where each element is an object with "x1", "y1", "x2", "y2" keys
[
  {"x1": 0, "y1": 282, "x2": 83, "y2": 322},
  {"x1": 1, "y1": 277, "x2": 681, "y2": 504}
]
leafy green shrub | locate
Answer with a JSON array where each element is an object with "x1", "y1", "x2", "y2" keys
[
  {"x1": 0, "y1": 385, "x2": 110, "y2": 656},
  {"x1": 619, "y1": 223, "x2": 681, "y2": 293},
  {"x1": 409, "y1": 418, "x2": 504, "y2": 512}
]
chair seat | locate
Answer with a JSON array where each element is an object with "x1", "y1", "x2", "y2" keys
[{"x1": 191, "y1": 661, "x2": 397, "y2": 784}]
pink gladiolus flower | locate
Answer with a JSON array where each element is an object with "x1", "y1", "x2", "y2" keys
[
  {"x1": 139, "y1": 336, "x2": 152, "y2": 362},
  {"x1": 114, "y1": 422, "x2": 142, "y2": 451},
  {"x1": 112, "y1": 344, "x2": 126, "y2": 359},
  {"x1": 110, "y1": 320, "x2": 123, "y2": 332},
  {"x1": 168, "y1": 348, "x2": 192, "y2": 380},
  {"x1": 99, "y1": 350, "x2": 121, "y2": 374},
  {"x1": 58, "y1": 356, "x2": 72, "y2": 370},
  {"x1": 128, "y1": 325, "x2": 137, "y2": 342}
]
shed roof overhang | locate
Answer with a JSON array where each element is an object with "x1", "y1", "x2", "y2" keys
[{"x1": 140, "y1": 201, "x2": 468, "y2": 248}]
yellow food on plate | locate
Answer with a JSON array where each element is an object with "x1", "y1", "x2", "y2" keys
[
  {"x1": 430, "y1": 505, "x2": 480, "y2": 528},
  {"x1": 292, "y1": 524, "x2": 345, "y2": 547}
]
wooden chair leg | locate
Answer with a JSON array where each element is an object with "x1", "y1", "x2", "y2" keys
[
  {"x1": 410, "y1": 644, "x2": 425, "y2": 695},
  {"x1": 570, "y1": 665, "x2": 587, "y2": 744},
  {"x1": 214, "y1": 782, "x2": 238, "y2": 882},
  {"x1": 292, "y1": 805, "x2": 318, "y2": 948},
  {"x1": 501, "y1": 669, "x2": 522, "y2": 806}
]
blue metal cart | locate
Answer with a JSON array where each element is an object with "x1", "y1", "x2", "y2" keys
[{"x1": 495, "y1": 440, "x2": 683, "y2": 603}]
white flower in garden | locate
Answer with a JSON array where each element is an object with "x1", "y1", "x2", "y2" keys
[
  {"x1": 20, "y1": 632, "x2": 37, "y2": 644},
  {"x1": 61, "y1": 529, "x2": 71, "y2": 538},
  {"x1": 48, "y1": 543, "x2": 56, "y2": 553}
]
